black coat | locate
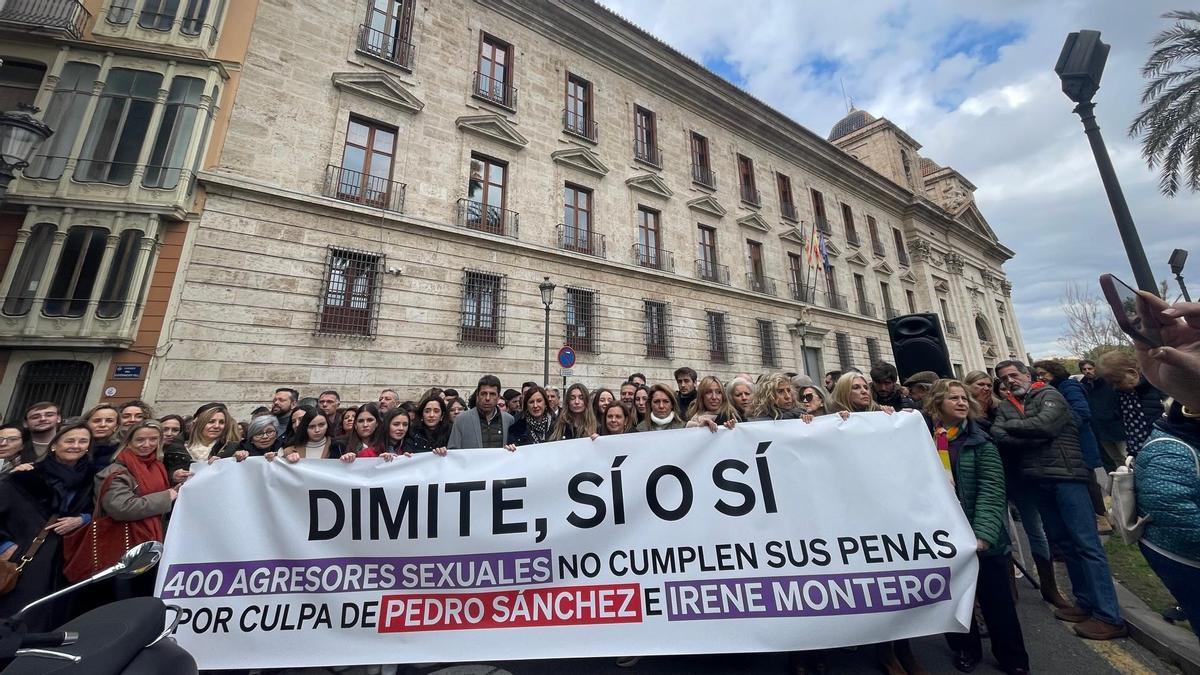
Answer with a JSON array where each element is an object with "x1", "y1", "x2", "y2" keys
[
  {"x1": 0, "y1": 464, "x2": 95, "y2": 631},
  {"x1": 508, "y1": 416, "x2": 552, "y2": 446},
  {"x1": 407, "y1": 424, "x2": 450, "y2": 453}
]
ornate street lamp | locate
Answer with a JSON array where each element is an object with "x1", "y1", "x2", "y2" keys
[
  {"x1": 1055, "y1": 30, "x2": 1157, "y2": 294},
  {"x1": 539, "y1": 276, "x2": 555, "y2": 386},
  {"x1": 1169, "y1": 248, "x2": 1190, "y2": 302},
  {"x1": 790, "y1": 307, "x2": 811, "y2": 376},
  {"x1": 0, "y1": 104, "x2": 54, "y2": 201}
]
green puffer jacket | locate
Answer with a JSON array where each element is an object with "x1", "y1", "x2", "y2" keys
[
  {"x1": 991, "y1": 384, "x2": 1090, "y2": 482},
  {"x1": 950, "y1": 421, "x2": 1011, "y2": 556}
]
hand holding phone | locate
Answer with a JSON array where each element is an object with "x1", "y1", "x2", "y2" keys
[{"x1": 1099, "y1": 274, "x2": 1162, "y2": 347}]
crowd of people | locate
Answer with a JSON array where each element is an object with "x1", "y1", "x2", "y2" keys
[{"x1": 0, "y1": 293, "x2": 1198, "y2": 675}]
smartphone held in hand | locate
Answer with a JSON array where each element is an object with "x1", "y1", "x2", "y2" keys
[{"x1": 1099, "y1": 273, "x2": 1163, "y2": 347}]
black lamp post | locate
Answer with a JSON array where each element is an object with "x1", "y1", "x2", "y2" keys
[
  {"x1": 538, "y1": 276, "x2": 555, "y2": 387},
  {"x1": 790, "y1": 307, "x2": 810, "y2": 376},
  {"x1": 1055, "y1": 31, "x2": 1158, "y2": 295},
  {"x1": 0, "y1": 104, "x2": 54, "y2": 201},
  {"x1": 1169, "y1": 248, "x2": 1191, "y2": 302}
]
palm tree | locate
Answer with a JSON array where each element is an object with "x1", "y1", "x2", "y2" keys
[{"x1": 1129, "y1": 10, "x2": 1200, "y2": 197}]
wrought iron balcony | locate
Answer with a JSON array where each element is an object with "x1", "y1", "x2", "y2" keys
[
  {"x1": 457, "y1": 198, "x2": 519, "y2": 238},
  {"x1": 634, "y1": 140, "x2": 661, "y2": 168},
  {"x1": 562, "y1": 109, "x2": 597, "y2": 142},
  {"x1": 781, "y1": 201, "x2": 798, "y2": 222},
  {"x1": 788, "y1": 282, "x2": 816, "y2": 303},
  {"x1": 357, "y1": 23, "x2": 415, "y2": 70},
  {"x1": 472, "y1": 71, "x2": 517, "y2": 109},
  {"x1": 691, "y1": 163, "x2": 715, "y2": 189},
  {"x1": 945, "y1": 320, "x2": 959, "y2": 336},
  {"x1": 0, "y1": 0, "x2": 90, "y2": 39},
  {"x1": 846, "y1": 229, "x2": 861, "y2": 246},
  {"x1": 746, "y1": 274, "x2": 777, "y2": 296},
  {"x1": 826, "y1": 292, "x2": 849, "y2": 311},
  {"x1": 695, "y1": 259, "x2": 729, "y2": 285},
  {"x1": 816, "y1": 215, "x2": 832, "y2": 235},
  {"x1": 739, "y1": 184, "x2": 761, "y2": 207},
  {"x1": 557, "y1": 224, "x2": 605, "y2": 258},
  {"x1": 632, "y1": 243, "x2": 672, "y2": 272},
  {"x1": 872, "y1": 239, "x2": 886, "y2": 257},
  {"x1": 858, "y1": 300, "x2": 877, "y2": 318},
  {"x1": 885, "y1": 307, "x2": 902, "y2": 319},
  {"x1": 323, "y1": 165, "x2": 405, "y2": 212}
]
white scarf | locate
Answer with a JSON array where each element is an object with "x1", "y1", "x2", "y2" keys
[{"x1": 651, "y1": 412, "x2": 675, "y2": 427}]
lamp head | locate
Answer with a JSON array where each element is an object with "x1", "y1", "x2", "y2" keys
[
  {"x1": 538, "y1": 276, "x2": 555, "y2": 307},
  {"x1": 0, "y1": 104, "x2": 54, "y2": 169},
  {"x1": 1169, "y1": 248, "x2": 1188, "y2": 276},
  {"x1": 1055, "y1": 30, "x2": 1109, "y2": 104}
]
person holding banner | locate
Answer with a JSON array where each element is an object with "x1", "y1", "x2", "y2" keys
[
  {"x1": 685, "y1": 376, "x2": 739, "y2": 428},
  {"x1": 382, "y1": 408, "x2": 411, "y2": 454},
  {"x1": 635, "y1": 384, "x2": 685, "y2": 432},
  {"x1": 211, "y1": 415, "x2": 281, "y2": 462},
  {"x1": 726, "y1": 377, "x2": 754, "y2": 420},
  {"x1": 273, "y1": 407, "x2": 348, "y2": 461},
  {"x1": 448, "y1": 376, "x2": 514, "y2": 449},
  {"x1": 552, "y1": 383, "x2": 599, "y2": 439},
  {"x1": 346, "y1": 404, "x2": 387, "y2": 457},
  {"x1": 509, "y1": 386, "x2": 554, "y2": 446},
  {"x1": 830, "y1": 372, "x2": 896, "y2": 414},
  {"x1": 406, "y1": 396, "x2": 452, "y2": 453},
  {"x1": 599, "y1": 402, "x2": 636, "y2": 435},
  {"x1": 925, "y1": 380, "x2": 1030, "y2": 674},
  {"x1": 748, "y1": 373, "x2": 803, "y2": 421},
  {"x1": 590, "y1": 388, "x2": 617, "y2": 429},
  {"x1": 181, "y1": 404, "x2": 238, "y2": 466}
]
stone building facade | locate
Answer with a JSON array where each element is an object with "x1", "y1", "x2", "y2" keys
[{"x1": 0, "y1": 0, "x2": 1026, "y2": 417}]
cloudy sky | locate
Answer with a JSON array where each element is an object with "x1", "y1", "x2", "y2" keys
[{"x1": 598, "y1": 0, "x2": 1200, "y2": 357}]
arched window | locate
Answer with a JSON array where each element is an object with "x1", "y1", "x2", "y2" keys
[{"x1": 975, "y1": 316, "x2": 992, "y2": 342}]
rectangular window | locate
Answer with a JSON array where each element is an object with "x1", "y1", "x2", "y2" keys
[
  {"x1": 26, "y1": 63, "x2": 99, "y2": 180},
  {"x1": 644, "y1": 300, "x2": 669, "y2": 359},
  {"x1": 465, "y1": 153, "x2": 508, "y2": 234},
  {"x1": 836, "y1": 332, "x2": 852, "y2": 370},
  {"x1": 2, "y1": 223, "x2": 55, "y2": 316},
  {"x1": 893, "y1": 228, "x2": 909, "y2": 265},
  {"x1": 747, "y1": 240, "x2": 765, "y2": 283},
  {"x1": 634, "y1": 106, "x2": 659, "y2": 165},
  {"x1": 777, "y1": 173, "x2": 797, "y2": 221},
  {"x1": 316, "y1": 247, "x2": 381, "y2": 337},
  {"x1": 97, "y1": 229, "x2": 142, "y2": 318},
  {"x1": 564, "y1": 73, "x2": 594, "y2": 140},
  {"x1": 562, "y1": 184, "x2": 593, "y2": 254},
  {"x1": 707, "y1": 311, "x2": 729, "y2": 363},
  {"x1": 788, "y1": 252, "x2": 809, "y2": 301},
  {"x1": 868, "y1": 216, "x2": 884, "y2": 256},
  {"x1": 565, "y1": 287, "x2": 598, "y2": 353},
  {"x1": 333, "y1": 117, "x2": 397, "y2": 208},
  {"x1": 812, "y1": 189, "x2": 830, "y2": 233},
  {"x1": 107, "y1": 0, "x2": 136, "y2": 24},
  {"x1": 362, "y1": 0, "x2": 416, "y2": 69},
  {"x1": 757, "y1": 319, "x2": 779, "y2": 368},
  {"x1": 179, "y1": 0, "x2": 212, "y2": 35},
  {"x1": 44, "y1": 227, "x2": 107, "y2": 318},
  {"x1": 866, "y1": 337, "x2": 882, "y2": 366},
  {"x1": 737, "y1": 154, "x2": 758, "y2": 205},
  {"x1": 697, "y1": 225, "x2": 719, "y2": 281},
  {"x1": 906, "y1": 289, "x2": 917, "y2": 314},
  {"x1": 459, "y1": 270, "x2": 506, "y2": 345},
  {"x1": 75, "y1": 68, "x2": 164, "y2": 185},
  {"x1": 690, "y1": 131, "x2": 713, "y2": 187},
  {"x1": 635, "y1": 206, "x2": 663, "y2": 269},
  {"x1": 842, "y1": 203, "x2": 859, "y2": 245},
  {"x1": 880, "y1": 281, "x2": 895, "y2": 317},
  {"x1": 144, "y1": 76, "x2": 206, "y2": 189},
  {"x1": 139, "y1": 0, "x2": 179, "y2": 31},
  {"x1": 475, "y1": 33, "x2": 515, "y2": 108},
  {"x1": 854, "y1": 273, "x2": 874, "y2": 317},
  {"x1": 824, "y1": 264, "x2": 842, "y2": 309}
]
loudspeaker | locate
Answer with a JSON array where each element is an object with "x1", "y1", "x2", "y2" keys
[{"x1": 886, "y1": 313, "x2": 954, "y2": 381}]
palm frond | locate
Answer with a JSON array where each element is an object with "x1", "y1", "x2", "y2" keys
[{"x1": 1132, "y1": 11, "x2": 1200, "y2": 195}]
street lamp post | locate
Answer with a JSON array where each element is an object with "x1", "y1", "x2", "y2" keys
[
  {"x1": 1055, "y1": 30, "x2": 1158, "y2": 294},
  {"x1": 1169, "y1": 249, "x2": 1191, "y2": 302},
  {"x1": 538, "y1": 276, "x2": 555, "y2": 387},
  {"x1": 0, "y1": 104, "x2": 54, "y2": 202},
  {"x1": 791, "y1": 307, "x2": 811, "y2": 376}
]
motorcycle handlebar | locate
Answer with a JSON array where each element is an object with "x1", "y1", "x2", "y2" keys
[{"x1": 20, "y1": 630, "x2": 77, "y2": 648}]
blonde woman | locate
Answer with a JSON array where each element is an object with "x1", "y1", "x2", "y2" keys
[
  {"x1": 830, "y1": 372, "x2": 895, "y2": 414},
  {"x1": 686, "y1": 376, "x2": 739, "y2": 430},
  {"x1": 82, "y1": 403, "x2": 120, "y2": 468},
  {"x1": 726, "y1": 377, "x2": 754, "y2": 421},
  {"x1": 167, "y1": 404, "x2": 238, "y2": 483},
  {"x1": 749, "y1": 373, "x2": 804, "y2": 421}
]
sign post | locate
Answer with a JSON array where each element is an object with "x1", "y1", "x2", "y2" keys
[{"x1": 557, "y1": 345, "x2": 576, "y2": 388}]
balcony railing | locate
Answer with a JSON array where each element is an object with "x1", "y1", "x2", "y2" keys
[
  {"x1": 816, "y1": 215, "x2": 832, "y2": 235},
  {"x1": 788, "y1": 282, "x2": 816, "y2": 303},
  {"x1": 457, "y1": 198, "x2": 519, "y2": 238},
  {"x1": 846, "y1": 229, "x2": 861, "y2": 246},
  {"x1": 746, "y1": 274, "x2": 777, "y2": 296},
  {"x1": 634, "y1": 140, "x2": 661, "y2": 168},
  {"x1": 1006, "y1": 336, "x2": 1016, "y2": 349},
  {"x1": 885, "y1": 307, "x2": 901, "y2": 319},
  {"x1": 691, "y1": 163, "x2": 715, "y2": 189},
  {"x1": 472, "y1": 71, "x2": 517, "y2": 109},
  {"x1": 871, "y1": 239, "x2": 886, "y2": 257},
  {"x1": 945, "y1": 320, "x2": 959, "y2": 336},
  {"x1": 557, "y1": 224, "x2": 605, "y2": 258},
  {"x1": 781, "y1": 201, "x2": 798, "y2": 222},
  {"x1": 696, "y1": 259, "x2": 729, "y2": 285},
  {"x1": 898, "y1": 248, "x2": 910, "y2": 266},
  {"x1": 739, "y1": 185, "x2": 761, "y2": 207},
  {"x1": 632, "y1": 243, "x2": 673, "y2": 272},
  {"x1": 357, "y1": 23, "x2": 416, "y2": 70},
  {"x1": 0, "y1": 0, "x2": 90, "y2": 39},
  {"x1": 858, "y1": 300, "x2": 877, "y2": 318},
  {"x1": 323, "y1": 165, "x2": 405, "y2": 212},
  {"x1": 826, "y1": 292, "x2": 849, "y2": 311},
  {"x1": 562, "y1": 109, "x2": 597, "y2": 142}
]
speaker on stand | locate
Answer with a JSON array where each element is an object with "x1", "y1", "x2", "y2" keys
[{"x1": 886, "y1": 313, "x2": 954, "y2": 381}]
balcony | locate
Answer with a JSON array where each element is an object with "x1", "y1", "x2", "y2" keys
[
  {"x1": 0, "y1": 0, "x2": 90, "y2": 39},
  {"x1": 95, "y1": 0, "x2": 221, "y2": 54},
  {"x1": 457, "y1": 198, "x2": 519, "y2": 238},
  {"x1": 781, "y1": 201, "x2": 798, "y2": 222},
  {"x1": 562, "y1": 110, "x2": 597, "y2": 142},
  {"x1": 885, "y1": 307, "x2": 901, "y2": 319},
  {"x1": 357, "y1": 23, "x2": 415, "y2": 70},
  {"x1": 846, "y1": 229, "x2": 861, "y2": 246},
  {"x1": 788, "y1": 282, "x2": 816, "y2": 303},
  {"x1": 746, "y1": 274, "x2": 777, "y2": 297},
  {"x1": 691, "y1": 163, "x2": 716, "y2": 189},
  {"x1": 633, "y1": 140, "x2": 661, "y2": 168},
  {"x1": 16, "y1": 156, "x2": 197, "y2": 218},
  {"x1": 632, "y1": 243, "x2": 673, "y2": 272},
  {"x1": 695, "y1": 259, "x2": 729, "y2": 285},
  {"x1": 323, "y1": 165, "x2": 405, "y2": 212},
  {"x1": 945, "y1": 320, "x2": 959, "y2": 336},
  {"x1": 826, "y1": 292, "x2": 849, "y2": 311},
  {"x1": 472, "y1": 71, "x2": 517, "y2": 110},
  {"x1": 557, "y1": 224, "x2": 605, "y2": 258},
  {"x1": 858, "y1": 300, "x2": 877, "y2": 318},
  {"x1": 739, "y1": 185, "x2": 761, "y2": 207},
  {"x1": 816, "y1": 215, "x2": 832, "y2": 235}
]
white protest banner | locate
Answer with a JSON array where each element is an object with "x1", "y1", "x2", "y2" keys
[{"x1": 156, "y1": 412, "x2": 978, "y2": 670}]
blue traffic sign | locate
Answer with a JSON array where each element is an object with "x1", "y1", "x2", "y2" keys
[{"x1": 557, "y1": 345, "x2": 576, "y2": 369}]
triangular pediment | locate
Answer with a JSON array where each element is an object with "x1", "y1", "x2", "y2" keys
[
  {"x1": 955, "y1": 203, "x2": 999, "y2": 242},
  {"x1": 736, "y1": 212, "x2": 771, "y2": 233},
  {"x1": 823, "y1": 239, "x2": 841, "y2": 257},
  {"x1": 846, "y1": 251, "x2": 869, "y2": 267},
  {"x1": 625, "y1": 173, "x2": 673, "y2": 199},
  {"x1": 456, "y1": 114, "x2": 528, "y2": 149},
  {"x1": 779, "y1": 227, "x2": 806, "y2": 245},
  {"x1": 552, "y1": 146, "x2": 608, "y2": 177},
  {"x1": 873, "y1": 260, "x2": 896, "y2": 275},
  {"x1": 332, "y1": 71, "x2": 424, "y2": 114},
  {"x1": 934, "y1": 278, "x2": 950, "y2": 293},
  {"x1": 899, "y1": 270, "x2": 917, "y2": 284},
  {"x1": 687, "y1": 195, "x2": 726, "y2": 218}
]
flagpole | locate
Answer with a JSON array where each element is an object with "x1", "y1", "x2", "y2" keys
[{"x1": 805, "y1": 219, "x2": 819, "y2": 303}]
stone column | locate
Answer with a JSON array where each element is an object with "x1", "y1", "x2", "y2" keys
[{"x1": 0, "y1": 207, "x2": 41, "y2": 299}]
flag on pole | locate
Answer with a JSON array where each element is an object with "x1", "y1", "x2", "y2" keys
[{"x1": 819, "y1": 230, "x2": 831, "y2": 271}]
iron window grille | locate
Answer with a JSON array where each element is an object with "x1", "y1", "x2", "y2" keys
[
  {"x1": 867, "y1": 337, "x2": 882, "y2": 366},
  {"x1": 644, "y1": 300, "x2": 670, "y2": 359},
  {"x1": 565, "y1": 286, "x2": 599, "y2": 354},
  {"x1": 836, "y1": 332, "x2": 853, "y2": 370},
  {"x1": 315, "y1": 246, "x2": 382, "y2": 338},
  {"x1": 757, "y1": 319, "x2": 780, "y2": 368},
  {"x1": 5, "y1": 359, "x2": 93, "y2": 422},
  {"x1": 707, "y1": 311, "x2": 730, "y2": 363},
  {"x1": 459, "y1": 269, "x2": 507, "y2": 346}
]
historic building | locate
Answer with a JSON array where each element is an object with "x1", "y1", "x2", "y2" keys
[
  {"x1": 0, "y1": 0, "x2": 1025, "y2": 416},
  {"x1": 0, "y1": 0, "x2": 257, "y2": 418}
]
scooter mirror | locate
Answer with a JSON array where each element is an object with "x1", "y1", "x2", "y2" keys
[{"x1": 116, "y1": 542, "x2": 163, "y2": 579}]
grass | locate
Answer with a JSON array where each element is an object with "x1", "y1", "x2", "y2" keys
[{"x1": 1104, "y1": 536, "x2": 1193, "y2": 633}]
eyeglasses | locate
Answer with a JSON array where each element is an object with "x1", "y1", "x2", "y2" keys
[
  {"x1": 0, "y1": 436, "x2": 22, "y2": 444},
  {"x1": 254, "y1": 428, "x2": 277, "y2": 437},
  {"x1": 802, "y1": 393, "x2": 816, "y2": 403}
]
